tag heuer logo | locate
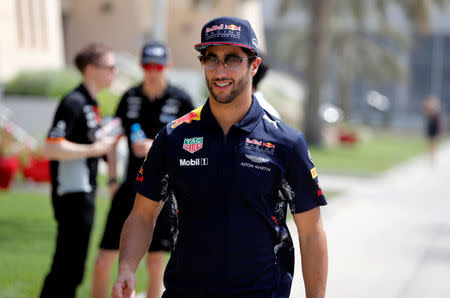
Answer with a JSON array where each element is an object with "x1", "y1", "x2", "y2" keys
[{"x1": 183, "y1": 137, "x2": 203, "y2": 153}]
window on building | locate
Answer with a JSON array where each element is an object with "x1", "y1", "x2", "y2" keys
[
  {"x1": 28, "y1": 0, "x2": 37, "y2": 48},
  {"x1": 15, "y1": 0, "x2": 49, "y2": 50},
  {"x1": 16, "y1": 0, "x2": 25, "y2": 48},
  {"x1": 39, "y1": 0, "x2": 48, "y2": 49}
]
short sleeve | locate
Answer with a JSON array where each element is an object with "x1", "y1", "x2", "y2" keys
[
  {"x1": 285, "y1": 132, "x2": 327, "y2": 214},
  {"x1": 47, "y1": 98, "x2": 81, "y2": 141},
  {"x1": 114, "y1": 93, "x2": 127, "y2": 122},
  {"x1": 134, "y1": 127, "x2": 168, "y2": 202}
]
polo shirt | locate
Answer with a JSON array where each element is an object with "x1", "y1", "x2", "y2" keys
[
  {"x1": 135, "y1": 96, "x2": 327, "y2": 297},
  {"x1": 47, "y1": 84, "x2": 102, "y2": 196},
  {"x1": 115, "y1": 84, "x2": 193, "y2": 183}
]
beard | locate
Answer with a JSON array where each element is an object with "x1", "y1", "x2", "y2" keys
[{"x1": 206, "y1": 70, "x2": 250, "y2": 104}]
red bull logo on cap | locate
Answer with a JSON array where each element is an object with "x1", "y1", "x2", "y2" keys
[
  {"x1": 225, "y1": 24, "x2": 241, "y2": 31},
  {"x1": 171, "y1": 107, "x2": 202, "y2": 129},
  {"x1": 206, "y1": 24, "x2": 224, "y2": 33}
]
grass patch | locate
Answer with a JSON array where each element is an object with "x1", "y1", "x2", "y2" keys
[
  {"x1": 0, "y1": 190, "x2": 166, "y2": 298},
  {"x1": 310, "y1": 132, "x2": 427, "y2": 175}
]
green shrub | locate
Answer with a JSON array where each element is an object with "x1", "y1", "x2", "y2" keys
[
  {"x1": 4, "y1": 68, "x2": 81, "y2": 99},
  {"x1": 97, "y1": 89, "x2": 120, "y2": 116},
  {"x1": 4, "y1": 68, "x2": 120, "y2": 116}
]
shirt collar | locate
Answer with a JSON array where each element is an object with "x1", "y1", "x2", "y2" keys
[
  {"x1": 200, "y1": 94, "x2": 264, "y2": 133},
  {"x1": 78, "y1": 83, "x2": 97, "y2": 106}
]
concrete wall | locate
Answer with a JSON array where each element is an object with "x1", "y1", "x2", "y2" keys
[{"x1": 0, "y1": 0, "x2": 64, "y2": 82}]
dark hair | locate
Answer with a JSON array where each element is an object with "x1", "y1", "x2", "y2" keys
[
  {"x1": 252, "y1": 60, "x2": 268, "y2": 89},
  {"x1": 74, "y1": 43, "x2": 111, "y2": 73},
  {"x1": 242, "y1": 48, "x2": 258, "y2": 65}
]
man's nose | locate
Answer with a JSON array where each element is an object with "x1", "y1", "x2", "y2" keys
[{"x1": 215, "y1": 60, "x2": 228, "y2": 75}]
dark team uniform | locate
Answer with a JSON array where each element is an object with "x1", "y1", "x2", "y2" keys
[
  {"x1": 426, "y1": 114, "x2": 441, "y2": 139},
  {"x1": 135, "y1": 96, "x2": 327, "y2": 298},
  {"x1": 100, "y1": 84, "x2": 194, "y2": 251},
  {"x1": 41, "y1": 84, "x2": 102, "y2": 298}
]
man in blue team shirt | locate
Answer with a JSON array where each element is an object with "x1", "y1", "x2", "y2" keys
[{"x1": 113, "y1": 16, "x2": 328, "y2": 298}]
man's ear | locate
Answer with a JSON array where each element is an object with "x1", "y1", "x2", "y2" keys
[
  {"x1": 84, "y1": 63, "x2": 95, "y2": 77},
  {"x1": 250, "y1": 57, "x2": 262, "y2": 77}
]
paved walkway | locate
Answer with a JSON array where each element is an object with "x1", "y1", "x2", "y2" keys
[{"x1": 289, "y1": 140, "x2": 450, "y2": 297}]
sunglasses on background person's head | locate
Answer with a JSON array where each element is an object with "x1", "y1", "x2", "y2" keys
[
  {"x1": 95, "y1": 63, "x2": 116, "y2": 71},
  {"x1": 142, "y1": 63, "x2": 165, "y2": 72}
]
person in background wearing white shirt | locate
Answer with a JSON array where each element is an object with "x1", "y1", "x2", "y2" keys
[{"x1": 252, "y1": 59, "x2": 281, "y2": 119}]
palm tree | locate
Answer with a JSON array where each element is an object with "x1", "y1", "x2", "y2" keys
[
  {"x1": 277, "y1": 0, "x2": 449, "y2": 145},
  {"x1": 304, "y1": 0, "x2": 333, "y2": 145}
]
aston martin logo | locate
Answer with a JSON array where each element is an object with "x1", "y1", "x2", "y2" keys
[{"x1": 245, "y1": 154, "x2": 270, "y2": 164}]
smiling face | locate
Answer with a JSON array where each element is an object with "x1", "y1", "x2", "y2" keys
[{"x1": 203, "y1": 46, "x2": 258, "y2": 104}]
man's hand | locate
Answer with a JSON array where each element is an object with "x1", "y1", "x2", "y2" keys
[
  {"x1": 109, "y1": 181, "x2": 118, "y2": 197},
  {"x1": 131, "y1": 139, "x2": 153, "y2": 157},
  {"x1": 92, "y1": 135, "x2": 116, "y2": 156},
  {"x1": 112, "y1": 270, "x2": 136, "y2": 298}
]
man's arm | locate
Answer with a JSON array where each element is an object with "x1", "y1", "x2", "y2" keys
[
  {"x1": 131, "y1": 138, "x2": 153, "y2": 158},
  {"x1": 112, "y1": 193, "x2": 164, "y2": 298},
  {"x1": 42, "y1": 136, "x2": 116, "y2": 161},
  {"x1": 293, "y1": 206, "x2": 328, "y2": 298}
]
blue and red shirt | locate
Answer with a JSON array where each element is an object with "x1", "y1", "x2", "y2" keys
[{"x1": 135, "y1": 96, "x2": 327, "y2": 297}]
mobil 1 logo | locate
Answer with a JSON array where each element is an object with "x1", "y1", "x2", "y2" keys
[{"x1": 179, "y1": 158, "x2": 208, "y2": 167}]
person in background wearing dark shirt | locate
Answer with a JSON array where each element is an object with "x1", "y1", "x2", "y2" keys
[
  {"x1": 92, "y1": 40, "x2": 194, "y2": 298},
  {"x1": 423, "y1": 95, "x2": 443, "y2": 164},
  {"x1": 113, "y1": 17, "x2": 327, "y2": 298},
  {"x1": 40, "y1": 43, "x2": 117, "y2": 298}
]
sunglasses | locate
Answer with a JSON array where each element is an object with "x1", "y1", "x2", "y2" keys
[
  {"x1": 142, "y1": 63, "x2": 165, "y2": 72},
  {"x1": 198, "y1": 55, "x2": 256, "y2": 71},
  {"x1": 95, "y1": 64, "x2": 116, "y2": 71}
]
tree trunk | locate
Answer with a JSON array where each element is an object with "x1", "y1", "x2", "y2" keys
[
  {"x1": 337, "y1": 38, "x2": 354, "y2": 122},
  {"x1": 303, "y1": 0, "x2": 333, "y2": 146}
]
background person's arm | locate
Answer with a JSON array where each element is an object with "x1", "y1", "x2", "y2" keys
[
  {"x1": 293, "y1": 207, "x2": 328, "y2": 298},
  {"x1": 42, "y1": 136, "x2": 116, "y2": 161},
  {"x1": 131, "y1": 138, "x2": 153, "y2": 158},
  {"x1": 112, "y1": 193, "x2": 164, "y2": 298}
]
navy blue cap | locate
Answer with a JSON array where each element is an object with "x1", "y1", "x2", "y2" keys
[
  {"x1": 194, "y1": 16, "x2": 259, "y2": 56},
  {"x1": 141, "y1": 40, "x2": 168, "y2": 65}
]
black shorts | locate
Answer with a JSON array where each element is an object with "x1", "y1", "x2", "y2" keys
[{"x1": 99, "y1": 182, "x2": 172, "y2": 252}]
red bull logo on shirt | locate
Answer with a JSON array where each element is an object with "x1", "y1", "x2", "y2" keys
[
  {"x1": 183, "y1": 137, "x2": 203, "y2": 153},
  {"x1": 171, "y1": 107, "x2": 202, "y2": 129},
  {"x1": 263, "y1": 142, "x2": 275, "y2": 149},
  {"x1": 245, "y1": 138, "x2": 276, "y2": 155},
  {"x1": 310, "y1": 167, "x2": 318, "y2": 179},
  {"x1": 246, "y1": 138, "x2": 262, "y2": 146},
  {"x1": 136, "y1": 167, "x2": 144, "y2": 182}
]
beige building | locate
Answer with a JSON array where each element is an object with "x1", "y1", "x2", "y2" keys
[
  {"x1": 0, "y1": 0, "x2": 65, "y2": 82},
  {"x1": 62, "y1": 0, "x2": 265, "y2": 69},
  {"x1": 1, "y1": 0, "x2": 265, "y2": 82}
]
